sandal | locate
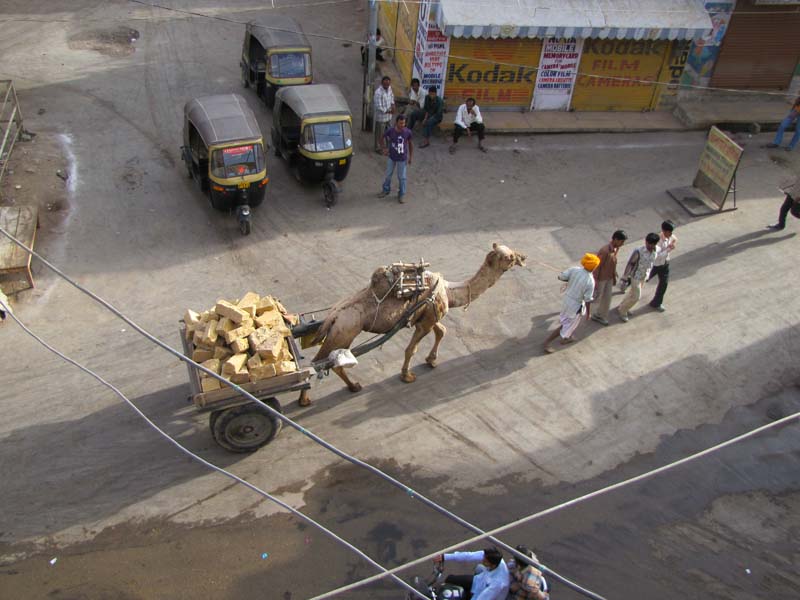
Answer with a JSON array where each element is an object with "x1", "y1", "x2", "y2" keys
[
  {"x1": 479, "y1": 145, "x2": 488, "y2": 153},
  {"x1": 419, "y1": 141, "x2": 430, "y2": 148},
  {"x1": 449, "y1": 145, "x2": 456, "y2": 154}
]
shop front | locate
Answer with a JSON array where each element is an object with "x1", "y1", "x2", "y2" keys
[{"x1": 389, "y1": 0, "x2": 712, "y2": 111}]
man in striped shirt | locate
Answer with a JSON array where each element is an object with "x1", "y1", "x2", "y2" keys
[{"x1": 373, "y1": 76, "x2": 394, "y2": 152}]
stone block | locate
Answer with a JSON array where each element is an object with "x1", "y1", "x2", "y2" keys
[
  {"x1": 255, "y1": 296, "x2": 277, "y2": 315},
  {"x1": 229, "y1": 336, "x2": 250, "y2": 354},
  {"x1": 199, "y1": 358, "x2": 221, "y2": 377},
  {"x1": 249, "y1": 327, "x2": 283, "y2": 361},
  {"x1": 247, "y1": 354, "x2": 263, "y2": 369},
  {"x1": 250, "y1": 363, "x2": 277, "y2": 381},
  {"x1": 192, "y1": 348, "x2": 214, "y2": 362},
  {"x1": 215, "y1": 299, "x2": 250, "y2": 324},
  {"x1": 237, "y1": 292, "x2": 261, "y2": 317},
  {"x1": 213, "y1": 346, "x2": 233, "y2": 361},
  {"x1": 275, "y1": 360, "x2": 297, "y2": 375},
  {"x1": 222, "y1": 353, "x2": 249, "y2": 376},
  {"x1": 223, "y1": 323, "x2": 255, "y2": 345},
  {"x1": 201, "y1": 377, "x2": 222, "y2": 392},
  {"x1": 184, "y1": 309, "x2": 201, "y2": 327}
]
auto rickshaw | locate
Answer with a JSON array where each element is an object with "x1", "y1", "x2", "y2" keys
[
  {"x1": 181, "y1": 94, "x2": 269, "y2": 235},
  {"x1": 240, "y1": 16, "x2": 312, "y2": 108},
  {"x1": 271, "y1": 84, "x2": 353, "y2": 207}
]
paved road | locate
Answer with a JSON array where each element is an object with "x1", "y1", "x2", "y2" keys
[{"x1": 1, "y1": 1, "x2": 799, "y2": 599}]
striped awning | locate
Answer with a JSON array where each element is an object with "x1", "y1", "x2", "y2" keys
[{"x1": 435, "y1": 0, "x2": 714, "y2": 40}]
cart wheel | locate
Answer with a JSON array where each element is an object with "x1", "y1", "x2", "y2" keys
[
  {"x1": 209, "y1": 410, "x2": 223, "y2": 439},
  {"x1": 323, "y1": 181, "x2": 337, "y2": 208},
  {"x1": 212, "y1": 399, "x2": 282, "y2": 453}
]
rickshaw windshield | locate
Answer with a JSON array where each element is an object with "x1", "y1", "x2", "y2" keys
[
  {"x1": 301, "y1": 121, "x2": 352, "y2": 152},
  {"x1": 269, "y1": 52, "x2": 310, "y2": 78},
  {"x1": 210, "y1": 144, "x2": 265, "y2": 179}
]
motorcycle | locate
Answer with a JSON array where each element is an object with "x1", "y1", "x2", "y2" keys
[{"x1": 407, "y1": 563, "x2": 466, "y2": 599}]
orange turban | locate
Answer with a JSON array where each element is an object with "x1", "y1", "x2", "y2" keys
[{"x1": 581, "y1": 253, "x2": 601, "y2": 271}]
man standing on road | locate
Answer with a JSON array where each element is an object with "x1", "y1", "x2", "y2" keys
[
  {"x1": 435, "y1": 547, "x2": 509, "y2": 600},
  {"x1": 373, "y1": 76, "x2": 394, "y2": 153},
  {"x1": 648, "y1": 220, "x2": 677, "y2": 312},
  {"x1": 591, "y1": 230, "x2": 627, "y2": 326},
  {"x1": 378, "y1": 114, "x2": 412, "y2": 203},
  {"x1": 450, "y1": 97, "x2": 487, "y2": 154},
  {"x1": 768, "y1": 176, "x2": 800, "y2": 231},
  {"x1": 408, "y1": 86, "x2": 443, "y2": 148},
  {"x1": 617, "y1": 233, "x2": 660, "y2": 322},
  {"x1": 766, "y1": 96, "x2": 800, "y2": 151},
  {"x1": 543, "y1": 253, "x2": 599, "y2": 354}
]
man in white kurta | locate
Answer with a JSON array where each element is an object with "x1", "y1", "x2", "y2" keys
[{"x1": 543, "y1": 253, "x2": 599, "y2": 354}]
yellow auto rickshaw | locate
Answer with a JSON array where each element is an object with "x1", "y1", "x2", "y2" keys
[
  {"x1": 240, "y1": 16, "x2": 312, "y2": 108},
  {"x1": 181, "y1": 94, "x2": 269, "y2": 235},
  {"x1": 271, "y1": 84, "x2": 353, "y2": 207}
]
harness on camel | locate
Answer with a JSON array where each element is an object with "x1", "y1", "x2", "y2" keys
[{"x1": 370, "y1": 260, "x2": 442, "y2": 329}]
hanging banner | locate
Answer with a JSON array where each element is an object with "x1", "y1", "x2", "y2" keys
[
  {"x1": 412, "y1": 0, "x2": 449, "y2": 96},
  {"x1": 532, "y1": 37, "x2": 581, "y2": 111}
]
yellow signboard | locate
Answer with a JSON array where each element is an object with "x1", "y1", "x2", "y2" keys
[
  {"x1": 378, "y1": 1, "x2": 398, "y2": 48},
  {"x1": 693, "y1": 126, "x2": 744, "y2": 208},
  {"x1": 395, "y1": 0, "x2": 419, "y2": 87},
  {"x1": 445, "y1": 38, "x2": 541, "y2": 108},
  {"x1": 571, "y1": 39, "x2": 668, "y2": 111}
]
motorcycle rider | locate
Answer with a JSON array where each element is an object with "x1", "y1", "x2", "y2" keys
[
  {"x1": 434, "y1": 547, "x2": 509, "y2": 600},
  {"x1": 507, "y1": 545, "x2": 549, "y2": 600}
]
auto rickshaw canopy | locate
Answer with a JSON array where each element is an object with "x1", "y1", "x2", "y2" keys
[
  {"x1": 185, "y1": 94, "x2": 262, "y2": 147},
  {"x1": 246, "y1": 16, "x2": 311, "y2": 52},
  {"x1": 276, "y1": 84, "x2": 351, "y2": 121}
]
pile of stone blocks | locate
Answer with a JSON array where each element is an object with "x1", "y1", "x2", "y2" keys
[{"x1": 183, "y1": 292, "x2": 298, "y2": 392}]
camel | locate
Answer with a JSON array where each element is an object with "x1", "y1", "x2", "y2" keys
[{"x1": 309, "y1": 243, "x2": 526, "y2": 393}]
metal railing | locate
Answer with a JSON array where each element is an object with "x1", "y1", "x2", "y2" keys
[{"x1": 0, "y1": 80, "x2": 24, "y2": 185}]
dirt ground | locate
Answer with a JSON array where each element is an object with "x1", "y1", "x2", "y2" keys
[{"x1": 1, "y1": 1, "x2": 799, "y2": 599}]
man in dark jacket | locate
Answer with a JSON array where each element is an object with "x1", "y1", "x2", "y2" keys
[{"x1": 407, "y1": 86, "x2": 443, "y2": 148}]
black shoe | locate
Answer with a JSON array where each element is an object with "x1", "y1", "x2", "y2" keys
[
  {"x1": 767, "y1": 224, "x2": 785, "y2": 231},
  {"x1": 766, "y1": 143, "x2": 779, "y2": 148}
]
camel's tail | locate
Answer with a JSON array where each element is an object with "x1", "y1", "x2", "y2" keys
[{"x1": 310, "y1": 312, "x2": 336, "y2": 346}]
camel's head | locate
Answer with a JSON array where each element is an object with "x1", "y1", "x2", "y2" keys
[{"x1": 488, "y1": 243, "x2": 527, "y2": 271}]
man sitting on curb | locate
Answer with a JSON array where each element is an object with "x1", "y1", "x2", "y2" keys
[
  {"x1": 408, "y1": 86, "x2": 443, "y2": 148},
  {"x1": 450, "y1": 97, "x2": 487, "y2": 154}
]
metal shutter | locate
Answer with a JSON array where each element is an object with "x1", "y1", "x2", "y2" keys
[{"x1": 711, "y1": 1, "x2": 800, "y2": 90}]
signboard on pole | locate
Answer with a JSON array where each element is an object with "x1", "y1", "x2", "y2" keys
[
  {"x1": 667, "y1": 126, "x2": 743, "y2": 215},
  {"x1": 412, "y1": 0, "x2": 449, "y2": 96},
  {"x1": 532, "y1": 37, "x2": 581, "y2": 111}
]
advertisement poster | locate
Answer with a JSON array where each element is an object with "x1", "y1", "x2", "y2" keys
[
  {"x1": 684, "y1": 1, "x2": 735, "y2": 84},
  {"x1": 412, "y1": 0, "x2": 449, "y2": 97},
  {"x1": 532, "y1": 37, "x2": 582, "y2": 111}
]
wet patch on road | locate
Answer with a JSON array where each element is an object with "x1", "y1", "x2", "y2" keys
[{"x1": 68, "y1": 27, "x2": 140, "y2": 58}]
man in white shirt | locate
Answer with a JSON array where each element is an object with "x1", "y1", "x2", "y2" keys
[
  {"x1": 543, "y1": 253, "x2": 599, "y2": 354},
  {"x1": 404, "y1": 77, "x2": 423, "y2": 115},
  {"x1": 435, "y1": 547, "x2": 509, "y2": 600},
  {"x1": 373, "y1": 75, "x2": 395, "y2": 152},
  {"x1": 648, "y1": 220, "x2": 676, "y2": 312},
  {"x1": 617, "y1": 233, "x2": 660, "y2": 322},
  {"x1": 450, "y1": 97, "x2": 487, "y2": 154}
]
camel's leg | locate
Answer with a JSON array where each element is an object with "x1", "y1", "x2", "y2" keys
[
  {"x1": 425, "y1": 322, "x2": 446, "y2": 368},
  {"x1": 401, "y1": 322, "x2": 434, "y2": 383},
  {"x1": 313, "y1": 326, "x2": 363, "y2": 393},
  {"x1": 332, "y1": 366, "x2": 362, "y2": 393}
]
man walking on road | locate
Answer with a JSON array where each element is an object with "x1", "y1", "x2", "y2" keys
[
  {"x1": 617, "y1": 233, "x2": 660, "y2": 322},
  {"x1": 768, "y1": 176, "x2": 800, "y2": 230},
  {"x1": 543, "y1": 253, "x2": 599, "y2": 354},
  {"x1": 591, "y1": 230, "x2": 627, "y2": 326},
  {"x1": 408, "y1": 86, "x2": 443, "y2": 148},
  {"x1": 450, "y1": 97, "x2": 487, "y2": 154},
  {"x1": 378, "y1": 115, "x2": 412, "y2": 203},
  {"x1": 766, "y1": 97, "x2": 800, "y2": 151},
  {"x1": 648, "y1": 220, "x2": 676, "y2": 312},
  {"x1": 373, "y1": 76, "x2": 394, "y2": 153}
]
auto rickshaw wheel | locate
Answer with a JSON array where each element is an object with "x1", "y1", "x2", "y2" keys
[
  {"x1": 323, "y1": 181, "x2": 338, "y2": 208},
  {"x1": 212, "y1": 399, "x2": 282, "y2": 453},
  {"x1": 241, "y1": 65, "x2": 249, "y2": 88},
  {"x1": 209, "y1": 192, "x2": 226, "y2": 211},
  {"x1": 240, "y1": 218, "x2": 252, "y2": 236},
  {"x1": 265, "y1": 86, "x2": 276, "y2": 108}
]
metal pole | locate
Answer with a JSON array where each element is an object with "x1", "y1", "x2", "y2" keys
[{"x1": 362, "y1": 0, "x2": 378, "y2": 131}]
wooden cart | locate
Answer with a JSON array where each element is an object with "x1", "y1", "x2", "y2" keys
[{"x1": 180, "y1": 322, "x2": 314, "y2": 453}]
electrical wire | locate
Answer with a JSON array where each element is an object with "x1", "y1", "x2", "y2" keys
[
  {"x1": 0, "y1": 295, "x2": 428, "y2": 600},
  {"x1": 0, "y1": 0, "x2": 792, "y2": 97},
  {"x1": 0, "y1": 226, "x2": 606, "y2": 600},
  {"x1": 313, "y1": 408, "x2": 800, "y2": 598}
]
